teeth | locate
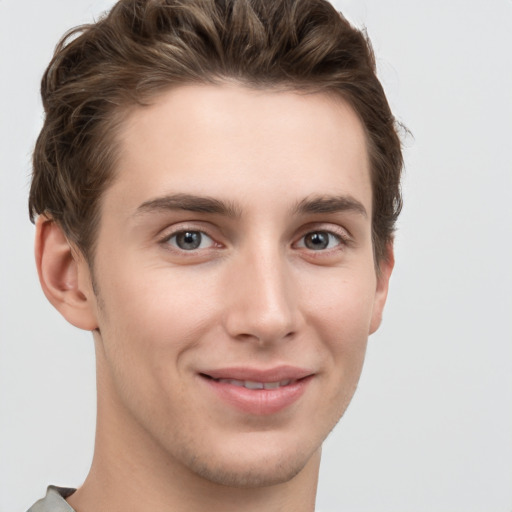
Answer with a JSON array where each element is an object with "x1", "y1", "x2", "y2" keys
[
  {"x1": 217, "y1": 378, "x2": 293, "y2": 389},
  {"x1": 245, "y1": 380, "x2": 264, "y2": 389},
  {"x1": 218, "y1": 379, "x2": 244, "y2": 387}
]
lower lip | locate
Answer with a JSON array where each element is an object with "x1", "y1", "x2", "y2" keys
[{"x1": 200, "y1": 375, "x2": 313, "y2": 415}]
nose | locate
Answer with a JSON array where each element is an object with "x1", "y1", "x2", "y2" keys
[{"x1": 223, "y1": 247, "x2": 300, "y2": 345}]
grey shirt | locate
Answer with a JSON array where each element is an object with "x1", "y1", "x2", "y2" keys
[{"x1": 27, "y1": 486, "x2": 76, "y2": 512}]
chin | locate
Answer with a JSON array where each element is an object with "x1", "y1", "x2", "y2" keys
[
  {"x1": 175, "y1": 434, "x2": 320, "y2": 489},
  {"x1": 188, "y1": 453, "x2": 311, "y2": 488}
]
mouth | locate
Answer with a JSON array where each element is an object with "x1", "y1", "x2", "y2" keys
[{"x1": 198, "y1": 367, "x2": 314, "y2": 415}]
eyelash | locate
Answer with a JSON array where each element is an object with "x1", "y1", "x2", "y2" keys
[
  {"x1": 163, "y1": 230, "x2": 217, "y2": 251},
  {"x1": 294, "y1": 230, "x2": 348, "y2": 251},
  {"x1": 159, "y1": 226, "x2": 350, "y2": 254}
]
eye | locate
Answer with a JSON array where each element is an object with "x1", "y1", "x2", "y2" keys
[
  {"x1": 165, "y1": 230, "x2": 215, "y2": 251},
  {"x1": 297, "y1": 231, "x2": 344, "y2": 251}
]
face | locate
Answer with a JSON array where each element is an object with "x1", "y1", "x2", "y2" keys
[{"x1": 80, "y1": 84, "x2": 392, "y2": 488}]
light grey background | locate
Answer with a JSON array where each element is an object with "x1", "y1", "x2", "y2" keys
[{"x1": 1, "y1": 1, "x2": 511, "y2": 511}]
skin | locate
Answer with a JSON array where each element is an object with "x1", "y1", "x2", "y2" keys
[{"x1": 36, "y1": 84, "x2": 393, "y2": 512}]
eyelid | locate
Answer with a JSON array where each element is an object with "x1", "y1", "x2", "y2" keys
[
  {"x1": 293, "y1": 223, "x2": 352, "y2": 246},
  {"x1": 294, "y1": 231, "x2": 343, "y2": 250},
  {"x1": 166, "y1": 230, "x2": 216, "y2": 250},
  {"x1": 155, "y1": 221, "x2": 352, "y2": 254},
  {"x1": 158, "y1": 223, "x2": 223, "y2": 250}
]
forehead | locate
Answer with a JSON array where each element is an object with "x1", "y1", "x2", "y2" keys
[{"x1": 106, "y1": 83, "x2": 372, "y2": 218}]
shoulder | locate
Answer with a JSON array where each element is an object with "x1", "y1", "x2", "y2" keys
[{"x1": 26, "y1": 486, "x2": 76, "y2": 512}]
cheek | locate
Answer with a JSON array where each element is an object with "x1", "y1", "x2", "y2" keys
[
  {"x1": 96, "y1": 263, "x2": 219, "y2": 360},
  {"x1": 301, "y1": 268, "x2": 376, "y2": 405},
  {"x1": 304, "y1": 270, "x2": 377, "y2": 349},
  {"x1": 93, "y1": 264, "x2": 217, "y2": 426}
]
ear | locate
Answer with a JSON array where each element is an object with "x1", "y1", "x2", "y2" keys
[
  {"x1": 369, "y1": 242, "x2": 395, "y2": 334},
  {"x1": 35, "y1": 215, "x2": 98, "y2": 331}
]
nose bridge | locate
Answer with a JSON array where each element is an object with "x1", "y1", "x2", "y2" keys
[{"x1": 224, "y1": 240, "x2": 298, "y2": 344}]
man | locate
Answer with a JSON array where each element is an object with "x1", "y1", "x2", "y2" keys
[{"x1": 27, "y1": 0, "x2": 402, "y2": 510}]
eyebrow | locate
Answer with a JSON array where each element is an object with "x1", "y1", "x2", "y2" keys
[
  {"x1": 293, "y1": 195, "x2": 368, "y2": 218},
  {"x1": 135, "y1": 192, "x2": 367, "y2": 219},
  {"x1": 135, "y1": 193, "x2": 242, "y2": 218}
]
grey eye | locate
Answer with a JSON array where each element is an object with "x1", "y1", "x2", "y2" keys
[
  {"x1": 300, "y1": 231, "x2": 341, "y2": 251},
  {"x1": 169, "y1": 231, "x2": 214, "y2": 251},
  {"x1": 304, "y1": 232, "x2": 329, "y2": 250}
]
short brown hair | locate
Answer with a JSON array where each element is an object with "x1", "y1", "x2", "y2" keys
[{"x1": 29, "y1": 0, "x2": 403, "y2": 265}]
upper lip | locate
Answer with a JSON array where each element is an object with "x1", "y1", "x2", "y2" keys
[{"x1": 199, "y1": 365, "x2": 314, "y2": 383}]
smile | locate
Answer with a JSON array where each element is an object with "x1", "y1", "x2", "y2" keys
[{"x1": 199, "y1": 367, "x2": 313, "y2": 415}]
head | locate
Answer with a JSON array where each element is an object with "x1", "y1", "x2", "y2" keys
[{"x1": 30, "y1": 0, "x2": 403, "y2": 493}]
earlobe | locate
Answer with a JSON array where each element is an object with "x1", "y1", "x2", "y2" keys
[
  {"x1": 35, "y1": 215, "x2": 98, "y2": 331},
  {"x1": 369, "y1": 243, "x2": 395, "y2": 335}
]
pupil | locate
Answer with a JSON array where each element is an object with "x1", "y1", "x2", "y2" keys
[
  {"x1": 305, "y1": 232, "x2": 328, "y2": 250},
  {"x1": 177, "y1": 231, "x2": 201, "y2": 250}
]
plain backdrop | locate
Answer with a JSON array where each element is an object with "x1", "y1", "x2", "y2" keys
[{"x1": 1, "y1": 1, "x2": 511, "y2": 511}]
